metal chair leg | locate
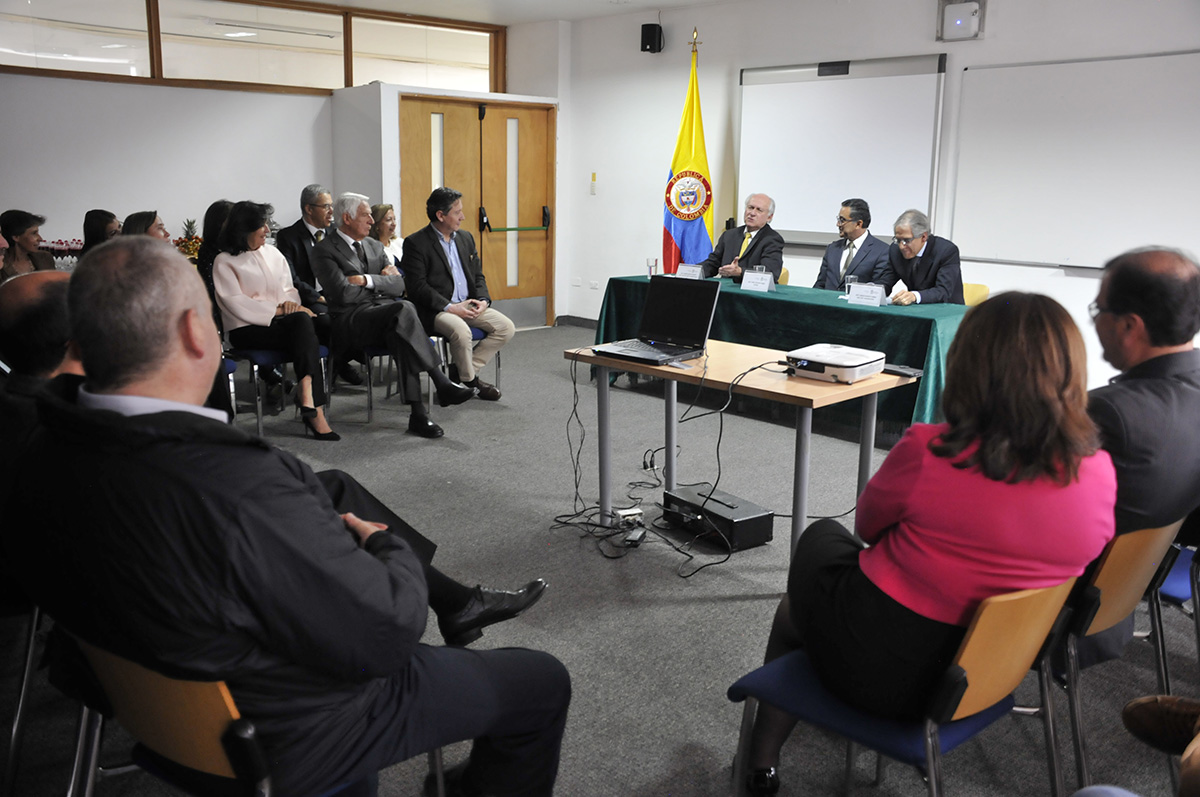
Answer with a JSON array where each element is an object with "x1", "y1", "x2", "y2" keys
[
  {"x1": 250, "y1": 363, "x2": 264, "y2": 437},
  {"x1": 65, "y1": 706, "x2": 103, "y2": 797},
  {"x1": 1190, "y1": 554, "x2": 1200, "y2": 679},
  {"x1": 1037, "y1": 657, "x2": 1066, "y2": 797},
  {"x1": 427, "y1": 748, "x2": 445, "y2": 797},
  {"x1": 3, "y1": 606, "x2": 40, "y2": 797},
  {"x1": 1065, "y1": 634, "x2": 1090, "y2": 788},
  {"x1": 731, "y1": 697, "x2": 755, "y2": 797},
  {"x1": 364, "y1": 358, "x2": 374, "y2": 423},
  {"x1": 922, "y1": 720, "x2": 943, "y2": 797}
]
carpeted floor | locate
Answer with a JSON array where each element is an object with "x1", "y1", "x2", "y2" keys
[{"x1": 0, "y1": 324, "x2": 1187, "y2": 796}]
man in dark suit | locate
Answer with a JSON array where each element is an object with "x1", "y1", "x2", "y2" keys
[
  {"x1": 400, "y1": 187, "x2": 513, "y2": 402},
  {"x1": 274, "y1": 183, "x2": 362, "y2": 386},
  {"x1": 311, "y1": 192, "x2": 473, "y2": 439},
  {"x1": 1069, "y1": 247, "x2": 1200, "y2": 669},
  {"x1": 813, "y1": 198, "x2": 890, "y2": 291},
  {"x1": 880, "y1": 209, "x2": 964, "y2": 305},
  {"x1": 4, "y1": 238, "x2": 568, "y2": 796},
  {"x1": 698, "y1": 193, "x2": 785, "y2": 283}
]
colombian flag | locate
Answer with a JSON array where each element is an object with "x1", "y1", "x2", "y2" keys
[{"x1": 662, "y1": 50, "x2": 715, "y2": 274}]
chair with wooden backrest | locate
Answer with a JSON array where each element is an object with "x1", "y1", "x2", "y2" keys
[
  {"x1": 1064, "y1": 519, "x2": 1185, "y2": 788},
  {"x1": 71, "y1": 637, "x2": 445, "y2": 797},
  {"x1": 728, "y1": 579, "x2": 1076, "y2": 797},
  {"x1": 1148, "y1": 544, "x2": 1200, "y2": 693},
  {"x1": 962, "y1": 283, "x2": 989, "y2": 306}
]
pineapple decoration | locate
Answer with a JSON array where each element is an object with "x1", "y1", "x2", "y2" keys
[{"x1": 176, "y1": 218, "x2": 202, "y2": 263}]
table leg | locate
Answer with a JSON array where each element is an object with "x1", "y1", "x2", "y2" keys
[
  {"x1": 664, "y1": 380, "x2": 677, "y2": 492},
  {"x1": 858, "y1": 393, "x2": 878, "y2": 496},
  {"x1": 792, "y1": 406, "x2": 813, "y2": 557},
  {"x1": 597, "y1": 364, "x2": 613, "y2": 526}
]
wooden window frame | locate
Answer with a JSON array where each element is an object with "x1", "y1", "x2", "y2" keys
[{"x1": 0, "y1": 0, "x2": 506, "y2": 96}]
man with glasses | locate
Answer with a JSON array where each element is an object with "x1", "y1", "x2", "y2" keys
[
  {"x1": 698, "y1": 193, "x2": 784, "y2": 283},
  {"x1": 276, "y1": 183, "x2": 363, "y2": 385},
  {"x1": 1073, "y1": 246, "x2": 1200, "y2": 669},
  {"x1": 880, "y1": 209, "x2": 964, "y2": 305},
  {"x1": 813, "y1": 198, "x2": 889, "y2": 291}
]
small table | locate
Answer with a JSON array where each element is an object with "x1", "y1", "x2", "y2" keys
[
  {"x1": 565, "y1": 340, "x2": 916, "y2": 555},
  {"x1": 595, "y1": 276, "x2": 966, "y2": 427}
]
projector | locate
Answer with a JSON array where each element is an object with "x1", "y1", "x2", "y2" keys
[{"x1": 786, "y1": 343, "x2": 886, "y2": 384}]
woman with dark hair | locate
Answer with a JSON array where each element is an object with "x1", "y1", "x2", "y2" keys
[
  {"x1": 212, "y1": 200, "x2": 337, "y2": 441},
  {"x1": 80, "y1": 209, "x2": 120, "y2": 256},
  {"x1": 742, "y1": 293, "x2": 1118, "y2": 796},
  {"x1": 1, "y1": 209, "x2": 55, "y2": 280},
  {"x1": 195, "y1": 199, "x2": 233, "y2": 315},
  {"x1": 121, "y1": 210, "x2": 170, "y2": 240}
]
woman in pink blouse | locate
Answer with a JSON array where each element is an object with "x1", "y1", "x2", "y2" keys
[
  {"x1": 213, "y1": 201, "x2": 337, "y2": 441},
  {"x1": 743, "y1": 293, "x2": 1117, "y2": 796}
]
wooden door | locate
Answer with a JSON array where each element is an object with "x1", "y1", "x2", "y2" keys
[{"x1": 398, "y1": 95, "x2": 555, "y2": 327}]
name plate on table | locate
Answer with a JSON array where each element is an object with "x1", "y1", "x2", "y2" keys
[
  {"x1": 847, "y1": 282, "x2": 886, "y2": 306},
  {"x1": 741, "y1": 271, "x2": 777, "y2": 293},
  {"x1": 675, "y1": 264, "x2": 704, "y2": 280}
]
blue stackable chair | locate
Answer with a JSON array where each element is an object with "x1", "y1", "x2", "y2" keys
[
  {"x1": 728, "y1": 580, "x2": 1076, "y2": 797},
  {"x1": 226, "y1": 347, "x2": 330, "y2": 436},
  {"x1": 437, "y1": 327, "x2": 501, "y2": 389}
]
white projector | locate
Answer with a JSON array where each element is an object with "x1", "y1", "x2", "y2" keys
[{"x1": 786, "y1": 343, "x2": 886, "y2": 384}]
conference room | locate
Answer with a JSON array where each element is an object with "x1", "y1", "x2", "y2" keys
[{"x1": 2, "y1": 0, "x2": 1200, "y2": 795}]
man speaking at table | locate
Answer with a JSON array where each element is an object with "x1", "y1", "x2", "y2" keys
[
  {"x1": 882, "y1": 209, "x2": 964, "y2": 305},
  {"x1": 813, "y1": 198, "x2": 890, "y2": 291},
  {"x1": 699, "y1": 193, "x2": 784, "y2": 283}
]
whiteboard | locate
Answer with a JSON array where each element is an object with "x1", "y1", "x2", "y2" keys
[
  {"x1": 953, "y1": 51, "x2": 1200, "y2": 268},
  {"x1": 738, "y1": 55, "x2": 944, "y2": 244}
]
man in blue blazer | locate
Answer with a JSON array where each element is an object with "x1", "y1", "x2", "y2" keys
[
  {"x1": 698, "y1": 193, "x2": 784, "y2": 283},
  {"x1": 813, "y1": 198, "x2": 890, "y2": 291},
  {"x1": 880, "y1": 209, "x2": 964, "y2": 305}
]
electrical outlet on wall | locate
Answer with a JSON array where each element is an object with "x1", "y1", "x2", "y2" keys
[{"x1": 589, "y1": 281, "x2": 599, "y2": 290}]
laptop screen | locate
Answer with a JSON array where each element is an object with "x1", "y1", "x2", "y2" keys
[{"x1": 636, "y1": 275, "x2": 721, "y2": 348}]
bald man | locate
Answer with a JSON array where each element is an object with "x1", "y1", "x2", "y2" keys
[
  {"x1": 698, "y1": 193, "x2": 785, "y2": 283},
  {"x1": 5, "y1": 237, "x2": 567, "y2": 796}
]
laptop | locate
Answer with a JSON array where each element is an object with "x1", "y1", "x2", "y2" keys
[{"x1": 592, "y1": 275, "x2": 721, "y2": 365}]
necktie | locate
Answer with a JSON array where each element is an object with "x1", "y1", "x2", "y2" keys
[
  {"x1": 314, "y1": 230, "x2": 324, "y2": 243},
  {"x1": 738, "y1": 231, "x2": 753, "y2": 258},
  {"x1": 840, "y1": 240, "x2": 856, "y2": 279},
  {"x1": 353, "y1": 241, "x2": 367, "y2": 266}
]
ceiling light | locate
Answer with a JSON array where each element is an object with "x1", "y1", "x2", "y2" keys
[{"x1": 223, "y1": 31, "x2": 257, "y2": 38}]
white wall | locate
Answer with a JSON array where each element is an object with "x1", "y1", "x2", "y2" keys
[
  {"x1": 0, "y1": 73, "x2": 332, "y2": 238},
  {"x1": 506, "y1": 0, "x2": 1200, "y2": 387}
]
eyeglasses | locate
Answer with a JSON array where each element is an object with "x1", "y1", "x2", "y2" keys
[
  {"x1": 1088, "y1": 301, "x2": 1120, "y2": 321},
  {"x1": 893, "y1": 236, "x2": 919, "y2": 246},
  {"x1": 307, "y1": 203, "x2": 333, "y2": 210},
  {"x1": 836, "y1": 216, "x2": 857, "y2": 226}
]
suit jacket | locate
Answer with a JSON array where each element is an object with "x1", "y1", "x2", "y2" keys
[
  {"x1": 1088, "y1": 350, "x2": 1200, "y2": 535},
  {"x1": 310, "y1": 232, "x2": 407, "y2": 362},
  {"x1": 273, "y1": 219, "x2": 325, "y2": 307},
  {"x1": 698, "y1": 224, "x2": 784, "y2": 282},
  {"x1": 400, "y1": 225, "x2": 491, "y2": 332},
  {"x1": 813, "y1": 233, "x2": 890, "y2": 291},
  {"x1": 879, "y1": 235, "x2": 964, "y2": 304}
]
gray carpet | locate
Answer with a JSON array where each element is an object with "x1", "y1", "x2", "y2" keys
[{"x1": 0, "y1": 324, "x2": 1187, "y2": 796}]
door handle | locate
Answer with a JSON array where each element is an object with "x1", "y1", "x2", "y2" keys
[{"x1": 479, "y1": 206, "x2": 491, "y2": 233}]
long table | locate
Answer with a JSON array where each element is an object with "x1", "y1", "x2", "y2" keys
[
  {"x1": 595, "y1": 276, "x2": 967, "y2": 426},
  {"x1": 565, "y1": 340, "x2": 916, "y2": 554}
]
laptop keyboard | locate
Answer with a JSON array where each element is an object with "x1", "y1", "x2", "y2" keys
[{"x1": 621, "y1": 339, "x2": 693, "y2": 356}]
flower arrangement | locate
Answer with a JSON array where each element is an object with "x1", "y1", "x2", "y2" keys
[
  {"x1": 40, "y1": 239, "x2": 83, "y2": 258},
  {"x1": 175, "y1": 219, "x2": 201, "y2": 262}
]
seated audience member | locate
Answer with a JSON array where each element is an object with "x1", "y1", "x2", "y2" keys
[
  {"x1": 312, "y1": 192, "x2": 474, "y2": 439},
  {"x1": 400, "y1": 187, "x2": 514, "y2": 401},
  {"x1": 79, "y1": 209, "x2": 120, "y2": 257},
  {"x1": 213, "y1": 201, "x2": 337, "y2": 440},
  {"x1": 698, "y1": 193, "x2": 784, "y2": 283},
  {"x1": 121, "y1": 210, "x2": 170, "y2": 240},
  {"x1": 1, "y1": 210, "x2": 55, "y2": 281},
  {"x1": 1070, "y1": 246, "x2": 1200, "y2": 667},
  {"x1": 742, "y1": 292, "x2": 1115, "y2": 796},
  {"x1": 880, "y1": 208, "x2": 964, "y2": 305},
  {"x1": 275, "y1": 183, "x2": 361, "y2": 386},
  {"x1": 195, "y1": 199, "x2": 233, "y2": 321},
  {"x1": 4, "y1": 236, "x2": 564, "y2": 796},
  {"x1": 812, "y1": 198, "x2": 889, "y2": 291},
  {"x1": 371, "y1": 202, "x2": 403, "y2": 267}
]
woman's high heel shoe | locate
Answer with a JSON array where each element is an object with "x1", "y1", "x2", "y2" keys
[
  {"x1": 301, "y1": 415, "x2": 340, "y2": 441},
  {"x1": 747, "y1": 767, "x2": 780, "y2": 796}
]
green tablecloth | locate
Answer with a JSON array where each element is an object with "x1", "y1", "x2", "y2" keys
[{"x1": 594, "y1": 276, "x2": 968, "y2": 426}]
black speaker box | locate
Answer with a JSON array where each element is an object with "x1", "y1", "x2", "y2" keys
[
  {"x1": 661, "y1": 486, "x2": 774, "y2": 551},
  {"x1": 641, "y1": 23, "x2": 664, "y2": 53}
]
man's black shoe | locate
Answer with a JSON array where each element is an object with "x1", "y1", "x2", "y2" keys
[
  {"x1": 337, "y1": 363, "x2": 364, "y2": 386},
  {"x1": 408, "y1": 416, "x2": 445, "y2": 439},
  {"x1": 438, "y1": 580, "x2": 548, "y2": 646},
  {"x1": 436, "y1": 382, "x2": 475, "y2": 407}
]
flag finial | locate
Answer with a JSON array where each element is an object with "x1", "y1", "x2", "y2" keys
[{"x1": 691, "y1": 28, "x2": 701, "y2": 53}]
